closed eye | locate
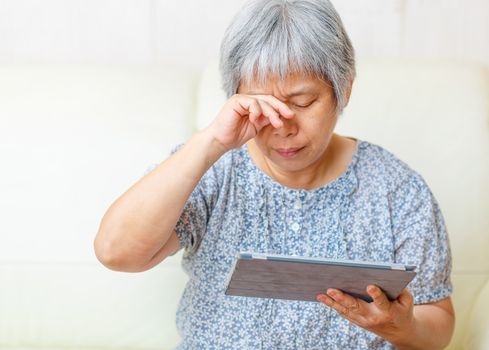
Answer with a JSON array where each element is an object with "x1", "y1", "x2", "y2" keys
[{"x1": 295, "y1": 101, "x2": 314, "y2": 108}]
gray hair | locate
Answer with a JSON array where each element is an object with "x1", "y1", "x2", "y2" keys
[{"x1": 219, "y1": 0, "x2": 356, "y2": 115}]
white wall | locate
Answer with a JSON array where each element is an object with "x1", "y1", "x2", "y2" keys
[{"x1": 0, "y1": 0, "x2": 488, "y2": 68}]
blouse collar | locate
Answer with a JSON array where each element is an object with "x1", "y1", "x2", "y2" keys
[{"x1": 241, "y1": 138, "x2": 362, "y2": 199}]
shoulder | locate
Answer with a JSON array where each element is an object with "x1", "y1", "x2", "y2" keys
[
  {"x1": 170, "y1": 142, "x2": 249, "y2": 184},
  {"x1": 354, "y1": 140, "x2": 429, "y2": 195}
]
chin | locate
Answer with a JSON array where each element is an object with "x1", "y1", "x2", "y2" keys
[{"x1": 268, "y1": 153, "x2": 314, "y2": 173}]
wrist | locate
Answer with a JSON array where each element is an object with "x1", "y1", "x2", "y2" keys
[
  {"x1": 189, "y1": 128, "x2": 228, "y2": 164},
  {"x1": 199, "y1": 125, "x2": 232, "y2": 155},
  {"x1": 390, "y1": 316, "x2": 419, "y2": 350}
]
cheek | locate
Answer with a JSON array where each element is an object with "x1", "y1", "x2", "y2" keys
[
  {"x1": 297, "y1": 114, "x2": 332, "y2": 138},
  {"x1": 311, "y1": 103, "x2": 337, "y2": 130},
  {"x1": 253, "y1": 127, "x2": 272, "y2": 149},
  {"x1": 255, "y1": 125, "x2": 272, "y2": 139}
]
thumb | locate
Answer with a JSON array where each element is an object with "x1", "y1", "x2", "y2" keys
[{"x1": 397, "y1": 288, "x2": 414, "y2": 308}]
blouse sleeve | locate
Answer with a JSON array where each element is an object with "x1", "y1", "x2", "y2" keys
[
  {"x1": 161, "y1": 143, "x2": 220, "y2": 256},
  {"x1": 389, "y1": 173, "x2": 453, "y2": 304}
]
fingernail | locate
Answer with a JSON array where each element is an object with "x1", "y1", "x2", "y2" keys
[
  {"x1": 322, "y1": 297, "x2": 332, "y2": 306},
  {"x1": 317, "y1": 295, "x2": 330, "y2": 305}
]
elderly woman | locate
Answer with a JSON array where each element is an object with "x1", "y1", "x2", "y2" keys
[{"x1": 94, "y1": 0, "x2": 455, "y2": 349}]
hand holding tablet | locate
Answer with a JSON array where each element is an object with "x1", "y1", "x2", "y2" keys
[{"x1": 225, "y1": 252, "x2": 416, "y2": 302}]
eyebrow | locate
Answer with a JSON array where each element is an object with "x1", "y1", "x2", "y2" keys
[
  {"x1": 247, "y1": 86, "x2": 316, "y2": 98},
  {"x1": 285, "y1": 88, "x2": 316, "y2": 97}
]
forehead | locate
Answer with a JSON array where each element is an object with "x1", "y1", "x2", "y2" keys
[{"x1": 239, "y1": 71, "x2": 331, "y2": 97}]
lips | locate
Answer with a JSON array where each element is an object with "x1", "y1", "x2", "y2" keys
[{"x1": 275, "y1": 146, "x2": 305, "y2": 158}]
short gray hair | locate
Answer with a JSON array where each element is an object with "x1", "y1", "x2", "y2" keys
[{"x1": 219, "y1": 0, "x2": 356, "y2": 115}]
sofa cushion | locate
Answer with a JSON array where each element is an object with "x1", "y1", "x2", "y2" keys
[
  {"x1": 0, "y1": 251, "x2": 187, "y2": 349},
  {"x1": 464, "y1": 279, "x2": 489, "y2": 349},
  {"x1": 0, "y1": 64, "x2": 198, "y2": 348}
]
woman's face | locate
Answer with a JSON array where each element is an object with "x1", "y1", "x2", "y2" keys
[{"x1": 237, "y1": 72, "x2": 342, "y2": 174}]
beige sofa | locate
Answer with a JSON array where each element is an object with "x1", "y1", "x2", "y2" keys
[{"x1": 0, "y1": 59, "x2": 488, "y2": 349}]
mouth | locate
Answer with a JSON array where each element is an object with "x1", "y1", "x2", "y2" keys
[{"x1": 274, "y1": 146, "x2": 305, "y2": 158}]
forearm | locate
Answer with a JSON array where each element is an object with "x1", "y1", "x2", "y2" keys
[
  {"x1": 94, "y1": 128, "x2": 225, "y2": 269},
  {"x1": 392, "y1": 304, "x2": 455, "y2": 350}
]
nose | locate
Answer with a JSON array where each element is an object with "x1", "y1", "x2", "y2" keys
[{"x1": 273, "y1": 117, "x2": 297, "y2": 138}]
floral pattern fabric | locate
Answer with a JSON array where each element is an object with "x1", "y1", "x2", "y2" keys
[{"x1": 147, "y1": 138, "x2": 452, "y2": 349}]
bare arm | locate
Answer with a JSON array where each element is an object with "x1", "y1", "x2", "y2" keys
[
  {"x1": 395, "y1": 298, "x2": 455, "y2": 350},
  {"x1": 94, "y1": 130, "x2": 226, "y2": 272}
]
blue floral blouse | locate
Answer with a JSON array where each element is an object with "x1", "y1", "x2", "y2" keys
[{"x1": 147, "y1": 138, "x2": 452, "y2": 349}]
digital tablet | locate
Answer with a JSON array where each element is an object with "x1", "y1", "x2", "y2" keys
[{"x1": 224, "y1": 252, "x2": 417, "y2": 302}]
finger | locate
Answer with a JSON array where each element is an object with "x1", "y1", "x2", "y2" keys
[
  {"x1": 326, "y1": 288, "x2": 366, "y2": 315},
  {"x1": 245, "y1": 98, "x2": 263, "y2": 125},
  {"x1": 235, "y1": 97, "x2": 265, "y2": 126},
  {"x1": 317, "y1": 293, "x2": 361, "y2": 321},
  {"x1": 232, "y1": 95, "x2": 259, "y2": 118},
  {"x1": 256, "y1": 99, "x2": 283, "y2": 128},
  {"x1": 251, "y1": 94, "x2": 295, "y2": 119},
  {"x1": 317, "y1": 293, "x2": 349, "y2": 316},
  {"x1": 367, "y1": 285, "x2": 390, "y2": 311},
  {"x1": 317, "y1": 293, "x2": 368, "y2": 327},
  {"x1": 239, "y1": 97, "x2": 281, "y2": 129},
  {"x1": 397, "y1": 288, "x2": 414, "y2": 308}
]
